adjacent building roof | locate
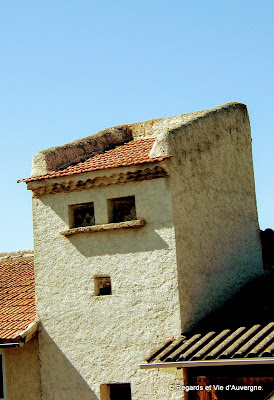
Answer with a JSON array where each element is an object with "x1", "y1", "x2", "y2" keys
[
  {"x1": 143, "y1": 272, "x2": 274, "y2": 366},
  {"x1": 18, "y1": 138, "x2": 171, "y2": 183},
  {"x1": 145, "y1": 322, "x2": 274, "y2": 364},
  {"x1": 0, "y1": 252, "x2": 37, "y2": 344}
]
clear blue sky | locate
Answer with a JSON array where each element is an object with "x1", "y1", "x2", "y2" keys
[{"x1": 1, "y1": 0, "x2": 273, "y2": 252}]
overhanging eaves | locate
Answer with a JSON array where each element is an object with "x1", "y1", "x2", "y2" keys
[{"x1": 140, "y1": 358, "x2": 274, "y2": 369}]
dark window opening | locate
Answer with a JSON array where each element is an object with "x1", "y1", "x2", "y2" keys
[
  {"x1": 0, "y1": 355, "x2": 4, "y2": 398},
  {"x1": 108, "y1": 196, "x2": 136, "y2": 223},
  {"x1": 69, "y1": 202, "x2": 95, "y2": 228},
  {"x1": 99, "y1": 383, "x2": 131, "y2": 400},
  {"x1": 260, "y1": 228, "x2": 274, "y2": 270},
  {"x1": 110, "y1": 384, "x2": 131, "y2": 400},
  {"x1": 95, "y1": 276, "x2": 112, "y2": 296}
]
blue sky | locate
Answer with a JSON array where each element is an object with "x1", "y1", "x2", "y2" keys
[{"x1": 1, "y1": 0, "x2": 273, "y2": 252}]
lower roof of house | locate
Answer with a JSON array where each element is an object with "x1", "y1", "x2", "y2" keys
[
  {"x1": 0, "y1": 251, "x2": 37, "y2": 345},
  {"x1": 142, "y1": 271, "x2": 274, "y2": 367}
]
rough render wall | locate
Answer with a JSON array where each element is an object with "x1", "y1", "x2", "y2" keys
[
  {"x1": 32, "y1": 175, "x2": 185, "y2": 400},
  {"x1": 165, "y1": 103, "x2": 263, "y2": 331},
  {"x1": 4, "y1": 337, "x2": 41, "y2": 400}
]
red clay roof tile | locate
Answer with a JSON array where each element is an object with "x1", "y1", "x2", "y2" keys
[
  {"x1": 18, "y1": 138, "x2": 171, "y2": 183},
  {"x1": 0, "y1": 256, "x2": 36, "y2": 341}
]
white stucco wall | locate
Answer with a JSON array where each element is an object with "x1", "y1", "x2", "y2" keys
[
  {"x1": 32, "y1": 172, "x2": 184, "y2": 400},
  {"x1": 165, "y1": 103, "x2": 263, "y2": 331},
  {"x1": 4, "y1": 337, "x2": 41, "y2": 400}
]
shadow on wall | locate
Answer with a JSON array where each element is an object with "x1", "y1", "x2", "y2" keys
[
  {"x1": 185, "y1": 271, "x2": 274, "y2": 335},
  {"x1": 173, "y1": 207, "x2": 263, "y2": 332},
  {"x1": 65, "y1": 226, "x2": 170, "y2": 257},
  {"x1": 39, "y1": 327, "x2": 98, "y2": 400},
  {"x1": 39, "y1": 196, "x2": 172, "y2": 256}
]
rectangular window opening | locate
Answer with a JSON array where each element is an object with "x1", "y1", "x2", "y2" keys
[
  {"x1": 69, "y1": 202, "x2": 95, "y2": 228},
  {"x1": 108, "y1": 196, "x2": 136, "y2": 223},
  {"x1": 94, "y1": 276, "x2": 112, "y2": 296},
  {"x1": 0, "y1": 355, "x2": 4, "y2": 400},
  {"x1": 100, "y1": 383, "x2": 131, "y2": 400}
]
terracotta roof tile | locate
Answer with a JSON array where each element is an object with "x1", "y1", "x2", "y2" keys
[
  {"x1": 0, "y1": 257, "x2": 36, "y2": 341},
  {"x1": 145, "y1": 322, "x2": 274, "y2": 363},
  {"x1": 18, "y1": 138, "x2": 171, "y2": 183},
  {"x1": 145, "y1": 273, "x2": 274, "y2": 364}
]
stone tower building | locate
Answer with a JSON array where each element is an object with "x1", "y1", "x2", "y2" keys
[{"x1": 19, "y1": 102, "x2": 263, "y2": 400}]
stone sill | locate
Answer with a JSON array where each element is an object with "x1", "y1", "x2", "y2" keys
[{"x1": 60, "y1": 219, "x2": 145, "y2": 236}]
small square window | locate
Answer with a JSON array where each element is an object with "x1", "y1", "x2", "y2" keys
[
  {"x1": 94, "y1": 276, "x2": 112, "y2": 296},
  {"x1": 108, "y1": 196, "x2": 136, "y2": 223},
  {"x1": 69, "y1": 202, "x2": 95, "y2": 228},
  {"x1": 100, "y1": 383, "x2": 131, "y2": 400}
]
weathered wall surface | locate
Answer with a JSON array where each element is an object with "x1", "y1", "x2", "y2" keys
[
  {"x1": 32, "y1": 172, "x2": 184, "y2": 400},
  {"x1": 29, "y1": 102, "x2": 263, "y2": 399},
  {"x1": 165, "y1": 103, "x2": 263, "y2": 331},
  {"x1": 4, "y1": 337, "x2": 41, "y2": 400}
]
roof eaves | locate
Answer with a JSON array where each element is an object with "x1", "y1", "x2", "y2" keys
[
  {"x1": 0, "y1": 319, "x2": 39, "y2": 347},
  {"x1": 139, "y1": 358, "x2": 274, "y2": 369},
  {"x1": 19, "y1": 155, "x2": 171, "y2": 184}
]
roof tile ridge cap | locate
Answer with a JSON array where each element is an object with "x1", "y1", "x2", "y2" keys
[
  {"x1": 64, "y1": 138, "x2": 156, "y2": 164},
  {"x1": 41, "y1": 117, "x2": 187, "y2": 176},
  {"x1": 19, "y1": 138, "x2": 158, "y2": 183},
  {"x1": 52, "y1": 148, "x2": 107, "y2": 170},
  {"x1": 30, "y1": 125, "x2": 134, "y2": 177},
  {"x1": 0, "y1": 250, "x2": 34, "y2": 261},
  {"x1": 44, "y1": 139, "x2": 131, "y2": 172},
  {"x1": 18, "y1": 138, "x2": 156, "y2": 183}
]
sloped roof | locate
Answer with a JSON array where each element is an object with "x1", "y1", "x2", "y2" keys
[
  {"x1": 19, "y1": 102, "x2": 247, "y2": 185},
  {"x1": 18, "y1": 138, "x2": 171, "y2": 183},
  {"x1": 0, "y1": 253, "x2": 37, "y2": 343},
  {"x1": 143, "y1": 272, "x2": 274, "y2": 365},
  {"x1": 145, "y1": 322, "x2": 274, "y2": 364}
]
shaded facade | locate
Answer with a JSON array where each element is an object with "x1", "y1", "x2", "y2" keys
[{"x1": 142, "y1": 272, "x2": 274, "y2": 398}]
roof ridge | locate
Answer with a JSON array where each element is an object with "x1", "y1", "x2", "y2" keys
[
  {"x1": 18, "y1": 138, "x2": 172, "y2": 184},
  {"x1": 0, "y1": 250, "x2": 34, "y2": 262}
]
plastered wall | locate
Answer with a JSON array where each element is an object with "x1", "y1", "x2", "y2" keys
[
  {"x1": 29, "y1": 102, "x2": 263, "y2": 399},
  {"x1": 166, "y1": 104, "x2": 263, "y2": 331},
  {"x1": 33, "y1": 174, "x2": 184, "y2": 400},
  {"x1": 4, "y1": 337, "x2": 41, "y2": 400}
]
